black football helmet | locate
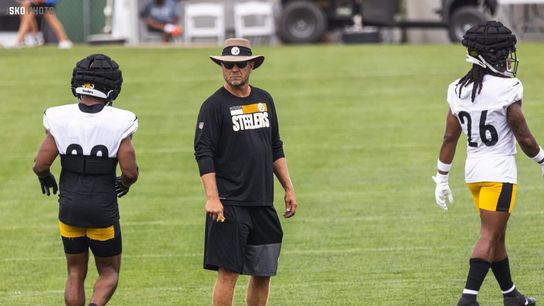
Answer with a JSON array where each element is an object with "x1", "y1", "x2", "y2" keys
[
  {"x1": 462, "y1": 21, "x2": 518, "y2": 77},
  {"x1": 71, "y1": 54, "x2": 123, "y2": 103}
]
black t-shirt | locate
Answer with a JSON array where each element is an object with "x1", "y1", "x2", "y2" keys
[{"x1": 194, "y1": 86, "x2": 285, "y2": 206}]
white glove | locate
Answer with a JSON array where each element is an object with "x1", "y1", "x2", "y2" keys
[
  {"x1": 164, "y1": 23, "x2": 176, "y2": 33},
  {"x1": 530, "y1": 147, "x2": 544, "y2": 176},
  {"x1": 432, "y1": 173, "x2": 453, "y2": 211},
  {"x1": 163, "y1": 23, "x2": 182, "y2": 36}
]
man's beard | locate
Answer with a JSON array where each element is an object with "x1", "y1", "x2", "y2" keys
[
  {"x1": 228, "y1": 79, "x2": 245, "y2": 87},
  {"x1": 225, "y1": 75, "x2": 248, "y2": 87}
]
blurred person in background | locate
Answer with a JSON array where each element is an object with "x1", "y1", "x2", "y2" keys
[
  {"x1": 11, "y1": 0, "x2": 72, "y2": 48},
  {"x1": 11, "y1": 0, "x2": 43, "y2": 48},
  {"x1": 141, "y1": 0, "x2": 182, "y2": 42}
]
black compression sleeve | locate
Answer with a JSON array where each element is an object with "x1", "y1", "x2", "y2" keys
[{"x1": 197, "y1": 156, "x2": 215, "y2": 175}]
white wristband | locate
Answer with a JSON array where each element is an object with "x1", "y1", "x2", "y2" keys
[
  {"x1": 531, "y1": 147, "x2": 544, "y2": 164},
  {"x1": 437, "y1": 159, "x2": 452, "y2": 173},
  {"x1": 434, "y1": 172, "x2": 449, "y2": 183}
]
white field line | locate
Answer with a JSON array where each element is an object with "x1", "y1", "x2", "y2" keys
[
  {"x1": 2, "y1": 208, "x2": 544, "y2": 231},
  {"x1": 0, "y1": 245, "x2": 459, "y2": 263},
  {"x1": 0, "y1": 278, "x2": 441, "y2": 299}
]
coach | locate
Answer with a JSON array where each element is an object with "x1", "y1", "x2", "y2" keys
[{"x1": 194, "y1": 38, "x2": 297, "y2": 306}]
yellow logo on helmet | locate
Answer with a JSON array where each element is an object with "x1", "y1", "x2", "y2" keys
[{"x1": 84, "y1": 83, "x2": 94, "y2": 89}]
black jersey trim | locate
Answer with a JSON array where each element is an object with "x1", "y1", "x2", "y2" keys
[
  {"x1": 78, "y1": 103, "x2": 106, "y2": 113},
  {"x1": 61, "y1": 155, "x2": 117, "y2": 175}
]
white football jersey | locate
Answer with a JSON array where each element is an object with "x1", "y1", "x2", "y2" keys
[
  {"x1": 43, "y1": 104, "x2": 138, "y2": 158},
  {"x1": 447, "y1": 75, "x2": 523, "y2": 183}
]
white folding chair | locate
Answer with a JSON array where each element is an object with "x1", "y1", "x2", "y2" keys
[
  {"x1": 233, "y1": 1, "x2": 275, "y2": 43},
  {"x1": 184, "y1": 2, "x2": 225, "y2": 45}
]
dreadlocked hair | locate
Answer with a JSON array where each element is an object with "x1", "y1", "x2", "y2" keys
[
  {"x1": 457, "y1": 20, "x2": 517, "y2": 102},
  {"x1": 457, "y1": 64, "x2": 486, "y2": 102}
]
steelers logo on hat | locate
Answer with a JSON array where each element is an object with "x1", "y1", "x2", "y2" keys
[{"x1": 210, "y1": 38, "x2": 265, "y2": 69}]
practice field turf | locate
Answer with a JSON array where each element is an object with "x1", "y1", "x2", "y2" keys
[{"x1": 1, "y1": 42, "x2": 544, "y2": 305}]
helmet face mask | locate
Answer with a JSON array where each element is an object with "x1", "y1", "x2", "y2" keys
[
  {"x1": 505, "y1": 51, "x2": 519, "y2": 77},
  {"x1": 71, "y1": 54, "x2": 123, "y2": 104},
  {"x1": 466, "y1": 50, "x2": 519, "y2": 78}
]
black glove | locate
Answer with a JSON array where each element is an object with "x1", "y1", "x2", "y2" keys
[
  {"x1": 115, "y1": 176, "x2": 130, "y2": 198},
  {"x1": 38, "y1": 173, "x2": 58, "y2": 196}
]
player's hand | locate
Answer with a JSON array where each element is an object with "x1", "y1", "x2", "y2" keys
[
  {"x1": 206, "y1": 197, "x2": 225, "y2": 222},
  {"x1": 432, "y1": 173, "x2": 453, "y2": 211},
  {"x1": 115, "y1": 176, "x2": 130, "y2": 198},
  {"x1": 283, "y1": 189, "x2": 297, "y2": 218},
  {"x1": 38, "y1": 173, "x2": 58, "y2": 196}
]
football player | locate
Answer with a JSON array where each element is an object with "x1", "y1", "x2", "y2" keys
[
  {"x1": 32, "y1": 54, "x2": 138, "y2": 306},
  {"x1": 433, "y1": 21, "x2": 540, "y2": 306}
]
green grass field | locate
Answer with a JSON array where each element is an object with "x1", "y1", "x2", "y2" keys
[{"x1": 2, "y1": 42, "x2": 544, "y2": 305}]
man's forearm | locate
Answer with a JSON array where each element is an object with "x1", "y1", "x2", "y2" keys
[
  {"x1": 32, "y1": 161, "x2": 51, "y2": 177},
  {"x1": 273, "y1": 157, "x2": 294, "y2": 191},
  {"x1": 144, "y1": 17, "x2": 166, "y2": 30},
  {"x1": 200, "y1": 172, "x2": 220, "y2": 199},
  {"x1": 121, "y1": 166, "x2": 138, "y2": 187},
  {"x1": 33, "y1": 132, "x2": 58, "y2": 177}
]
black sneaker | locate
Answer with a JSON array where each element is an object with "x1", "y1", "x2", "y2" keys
[
  {"x1": 457, "y1": 296, "x2": 479, "y2": 306},
  {"x1": 504, "y1": 294, "x2": 536, "y2": 306}
]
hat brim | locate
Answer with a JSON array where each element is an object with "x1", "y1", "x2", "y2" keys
[{"x1": 210, "y1": 55, "x2": 265, "y2": 69}]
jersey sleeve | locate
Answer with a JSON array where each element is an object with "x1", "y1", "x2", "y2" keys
[
  {"x1": 43, "y1": 108, "x2": 60, "y2": 141},
  {"x1": 502, "y1": 79, "x2": 523, "y2": 107},
  {"x1": 446, "y1": 81, "x2": 461, "y2": 115},
  {"x1": 120, "y1": 114, "x2": 138, "y2": 140},
  {"x1": 43, "y1": 109, "x2": 52, "y2": 132},
  {"x1": 268, "y1": 95, "x2": 285, "y2": 161},
  {"x1": 110, "y1": 111, "x2": 138, "y2": 158},
  {"x1": 42, "y1": 105, "x2": 71, "y2": 154},
  {"x1": 194, "y1": 100, "x2": 221, "y2": 175}
]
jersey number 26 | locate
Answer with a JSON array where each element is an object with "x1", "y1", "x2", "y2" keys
[{"x1": 458, "y1": 110, "x2": 498, "y2": 147}]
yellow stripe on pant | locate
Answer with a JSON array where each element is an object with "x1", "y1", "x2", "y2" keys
[
  {"x1": 59, "y1": 221, "x2": 116, "y2": 241},
  {"x1": 466, "y1": 182, "x2": 517, "y2": 213}
]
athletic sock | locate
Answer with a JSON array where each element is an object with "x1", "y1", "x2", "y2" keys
[
  {"x1": 463, "y1": 258, "x2": 491, "y2": 296},
  {"x1": 501, "y1": 285, "x2": 521, "y2": 298},
  {"x1": 460, "y1": 293, "x2": 477, "y2": 302},
  {"x1": 491, "y1": 257, "x2": 516, "y2": 296},
  {"x1": 88, "y1": 303, "x2": 98, "y2": 306}
]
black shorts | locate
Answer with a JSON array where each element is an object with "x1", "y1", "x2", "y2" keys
[
  {"x1": 60, "y1": 221, "x2": 122, "y2": 257},
  {"x1": 204, "y1": 206, "x2": 283, "y2": 276}
]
